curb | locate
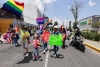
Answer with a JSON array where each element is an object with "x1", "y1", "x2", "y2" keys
[{"x1": 84, "y1": 42, "x2": 100, "y2": 53}]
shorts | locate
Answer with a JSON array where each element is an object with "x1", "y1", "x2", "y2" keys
[{"x1": 22, "y1": 41, "x2": 28, "y2": 48}]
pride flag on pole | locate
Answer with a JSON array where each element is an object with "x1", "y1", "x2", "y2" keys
[
  {"x1": 36, "y1": 17, "x2": 44, "y2": 24},
  {"x1": 1, "y1": 0, "x2": 24, "y2": 18},
  {"x1": 48, "y1": 34, "x2": 63, "y2": 46}
]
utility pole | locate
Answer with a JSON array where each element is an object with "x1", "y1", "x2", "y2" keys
[
  {"x1": 63, "y1": 22, "x2": 64, "y2": 26},
  {"x1": 66, "y1": 18, "x2": 68, "y2": 29},
  {"x1": 44, "y1": 4, "x2": 46, "y2": 17}
]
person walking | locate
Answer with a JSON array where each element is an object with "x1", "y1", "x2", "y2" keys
[
  {"x1": 22, "y1": 27, "x2": 30, "y2": 57},
  {"x1": 42, "y1": 28, "x2": 48, "y2": 54},
  {"x1": 33, "y1": 34, "x2": 40, "y2": 60},
  {"x1": 52, "y1": 26, "x2": 60, "y2": 57},
  {"x1": 13, "y1": 30, "x2": 19, "y2": 47},
  {"x1": 61, "y1": 27, "x2": 66, "y2": 49}
]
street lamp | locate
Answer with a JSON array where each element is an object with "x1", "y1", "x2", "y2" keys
[{"x1": 66, "y1": 18, "x2": 68, "y2": 28}]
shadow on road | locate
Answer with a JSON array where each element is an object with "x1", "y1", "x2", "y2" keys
[
  {"x1": 39, "y1": 49, "x2": 44, "y2": 53},
  {"x1": 65, "y1": 45, "x2": 68, "y2": 48},
  {"x1": 32, "y1": 56, "x2": 43, "y2": 62},
  {"x1": 17, "y1": 52, "x2": 33, "y2": 64},
  {"x1": 50, "y1": 54, "x2": 64, "y2": 59},
  {"x1": 16, "y1": 45, "x2": 21, "y2": 47}
]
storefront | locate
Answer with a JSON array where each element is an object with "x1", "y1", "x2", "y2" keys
[
  {"x1": 78, "y1": 15, "x2": 100, "y2": 31},
  {"x1": 0, "y1": 19, "x2": 15, "y2": 34}
]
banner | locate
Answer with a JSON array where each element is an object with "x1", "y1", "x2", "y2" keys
[
  {"x1": 41, "y1": 30, "x2": 50, "y2": 42},
  {"x1": 48, "y1": 34, "x2": 63, "y2": 46}
]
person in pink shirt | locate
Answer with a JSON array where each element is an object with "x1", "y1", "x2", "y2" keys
[{"x1": 33, "y1": 34, "x2": 40, "y2": 60}]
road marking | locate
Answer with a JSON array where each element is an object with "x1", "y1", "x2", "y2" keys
[{"x1": 44, "y1": 45, "x2": 50, "y2": 67}]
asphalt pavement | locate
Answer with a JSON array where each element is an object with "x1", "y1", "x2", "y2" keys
[{"x1": 0, "y1": 40, "x2": 100, "y2": 67}]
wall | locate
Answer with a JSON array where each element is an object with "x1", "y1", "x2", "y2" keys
[
  {"x1": 79, "y1": 17, "x2": 92, "y2": 31},
  {"x1": 23, "y1": 5, "x2": 38, "y2": 25},
  {"x1": 0, "y1": 19, "x2": 13, "y2": 34}
]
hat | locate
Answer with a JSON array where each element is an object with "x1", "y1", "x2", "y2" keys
[{"x1": 54, "y1": 26, "x2": 58, "y2": 28}]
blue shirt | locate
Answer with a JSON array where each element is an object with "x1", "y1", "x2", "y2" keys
[{"x1": 52, "y1": 31, "x2": 60, "y2": 35}]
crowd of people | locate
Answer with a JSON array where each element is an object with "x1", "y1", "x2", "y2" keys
[{"x1": 0, "y1": 24, "x2": 83, "y2": 61}]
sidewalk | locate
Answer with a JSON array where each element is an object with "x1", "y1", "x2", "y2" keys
[
  {"x1": 84, "y1": 39, "x2": 100, "y2": 49},
  {"x1": 84, "y1": 39, "x2": 100, "y2": 53}
]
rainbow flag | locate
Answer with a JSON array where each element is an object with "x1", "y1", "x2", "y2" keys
[{"x1": 1, "y1": 0, "x2": 24, "y2": 19}]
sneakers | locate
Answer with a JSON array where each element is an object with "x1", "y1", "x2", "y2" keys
[
  {"x1": 25, "y1": 53, "x2": 28, "y2": 57},
  {"x1": 43, "y1": 50, "x2": 45, "y2": 54},
  {"x1": 36, "y1": 56, "x2": 39, "y2": 60},
  {"x1": 33, "y1": 57, "x2": 35, "y2": 60},
  {"x1": 45, "y1": 48, "x2": 48, "y2": 51},
  {"x1": 33, "y1": 56, "x2": 39, "y2": 61},
  {"x1": 53, "y1": 54, "x2": 57, "y2": 57},
  {"x1": 56, "y1": 52, "x2": 58, "y2": 55}
]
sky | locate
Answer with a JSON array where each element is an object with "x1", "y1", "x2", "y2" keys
[{"x1": 0, "y1": 0, "x2": 100, "y2": 27}]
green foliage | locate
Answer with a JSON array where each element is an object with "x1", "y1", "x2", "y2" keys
[
  {"x1": 73, "y1": 22, "x2": 78, "y2": 29},
  {"x1": 68, "y1": 26, "x2": 72, "y2": 32},
  {"x1": 82, "y1": 32, "x2": 100, "y2": 41},
  {"x1": 92, "y1": 22, "x2": 99, "y2": 28},
  {"x1": 54, "y1": 21, "x2": 58, "y2": 26}
]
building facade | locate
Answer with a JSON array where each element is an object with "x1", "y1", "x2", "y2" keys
[
  {"x1": 23, "y1": 5, "x2": 42, "y2": 25},
  {"x1": 0, "y1": 9, "x2": 17, "y2": 34},
  {"x1": 78, "y1": 15, "x2": 100, "y2": 31}
]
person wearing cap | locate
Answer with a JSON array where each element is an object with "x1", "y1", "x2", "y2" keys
[{"x1": 52, "y1": 25, "x2": 60, "y2": 57}]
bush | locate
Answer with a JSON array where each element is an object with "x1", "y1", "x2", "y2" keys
[
  {"x1": 82, "y1": 32, "x2": 100, "y2": 41},
  {"x1": 94, "y1": 33, "x2": 100, "y2": 41}
]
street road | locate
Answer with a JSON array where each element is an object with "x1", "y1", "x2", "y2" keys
[{"x1": 0, "y1": 40, "x2": 100, "y2": 67}]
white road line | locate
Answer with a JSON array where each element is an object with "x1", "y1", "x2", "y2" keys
[{"x1": 44, "y1": 45, "x2": 50, "y2": 67}]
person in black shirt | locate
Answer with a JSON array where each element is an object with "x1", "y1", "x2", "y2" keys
[
  {"x1": 69, "y1": 27, "x2": 82, "y2": 46},
  {"x1": 75, "y1": 28, "x2": 82, "y2": 37}
]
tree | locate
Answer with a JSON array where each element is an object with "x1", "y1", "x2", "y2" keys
[
  {"x1": 68, "y1": 21, "x2": 72, "y2": 32},
  {"x1": 54, "y1": 21, "x2": 58, "y2": 26},
  {"x1": 68, "y1": 26, "x2": 72, "y2": 32},
  {"x1": 92, "y1": 22, "x2": 100, "y2": 32},
  {"x1": 69, "y1": 0, "x2": 83, "y2": 29}
]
